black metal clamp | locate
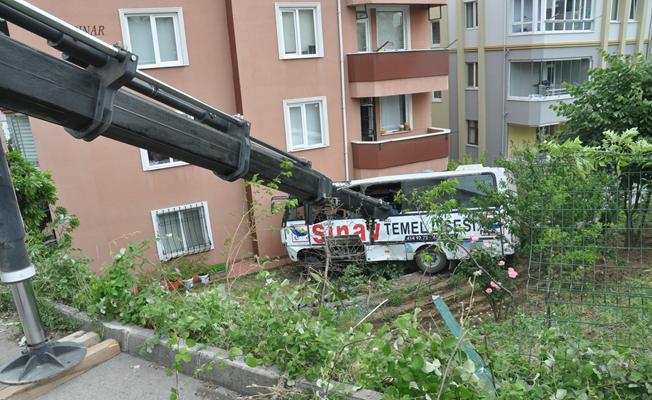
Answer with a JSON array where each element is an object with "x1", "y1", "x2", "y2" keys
[
  {"x1": 65, "y1": 51, "x2": 138, "y2": 142},
  {"x1": 213, "y1": 120, "x2": 252, "y2": 181}
]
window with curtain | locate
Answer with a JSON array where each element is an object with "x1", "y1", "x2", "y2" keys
[
  {"x1": 153, "y1": 202, "x2": 213, "y2": 260},
  {"x1": 376, "y1": 9, "x2": 406, "y2": 50},
  {"x1": 121, "y1": 9, "x2": 187, "y2": 68},
  {"x1": 465, "y1": 1, "x2": 478, "y2": 28},
  {"x1": 511, "y1": 0, "x2": 592, "y2": 33},
  {"x1": 276, "y1": 5, "x2": 322, "y2": 59},
  {"x1": 380, "y1": 95, "x2": 411, "y2": 132},
  {"x1": 509, "y1": 58, "x2": 591, "y2": 98},
  {"x1": 284, "y1": 98, "x2": 328, "y2": 151}
]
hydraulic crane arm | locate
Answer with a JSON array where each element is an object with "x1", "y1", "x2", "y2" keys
[
  {"x1": 0, "y1": 0, "x2": 390, "y2": 220},
  {"x1": 0, "y1": 0, "x2": 391, "y2": 385}
]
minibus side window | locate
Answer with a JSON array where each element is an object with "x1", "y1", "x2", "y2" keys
[
  {"x1": 286, "y1": 199, "x2": 305, "y2": 222},
  {"x1": 363, "y1": 182, "x2": 403, "y2": 212},
  {"x1": 453, "y1": 174, "x2": 496, "y2": 207},
  {"x1": 401, "y1": 174, "x2": 497, "y2": 209}
]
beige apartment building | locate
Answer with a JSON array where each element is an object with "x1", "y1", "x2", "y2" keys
[
  {"x1": 446, "y1": 0, "x2": 651, "y2": 162},
  {"x1": 2, "y1": 0, "x2": 449, "y2": 269}
]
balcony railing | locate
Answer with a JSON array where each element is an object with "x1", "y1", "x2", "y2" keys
[
  {"x1": 347, "y1": 49, "x2": 448, "y2": 83},
  {"x1": 351, "y1": 128, "x2": 449, "y2": 170}
]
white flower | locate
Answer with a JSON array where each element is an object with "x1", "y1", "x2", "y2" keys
[{"x1": 473, "y1": 270, "x2": 483, "y2": 277}]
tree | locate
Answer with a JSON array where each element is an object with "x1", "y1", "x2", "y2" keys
[
  {"x1": 552, "y1": 52, "x2": 652, "y2": 145},
  {"x1": 6, "y1": 149, "x2": 57, "y2": 233}
]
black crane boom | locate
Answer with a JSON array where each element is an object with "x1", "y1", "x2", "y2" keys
[{"x1": 0, "y1": 1, "x2": 390, "y2": 220}]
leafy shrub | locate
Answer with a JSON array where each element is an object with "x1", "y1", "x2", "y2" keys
[
  {"x1": 85, "y1": 241, "x2": 154, "y2": 323},
  {"x1": 30, "y1": 209, "x2": 93, "y2": 309},
  {"x1": 6, "y1": 150, "x2": 57, "y2": 234},
  {"x1": 452, "y1": 245, "x2": 518, "y2": 321},
  {"x1": 491, "y1": 327, "x2": 652, "y2": 400}
]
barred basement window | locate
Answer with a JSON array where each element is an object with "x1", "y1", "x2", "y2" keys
[{"x1": 152, "y1": 202, "x2": 213, "y2": 260}]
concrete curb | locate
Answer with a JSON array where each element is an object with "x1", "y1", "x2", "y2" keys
[{"x1": 51, "y1": 302, "x2": 382, "y2": 399}]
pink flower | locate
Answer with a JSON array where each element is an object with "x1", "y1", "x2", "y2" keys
[
  {"x1": 485, "y1": 288, "x2": 493, "y2": 294},
  {"x1": 470, "y1": 235, "x2": 480, "y2": 243},
  {"x1": 498, "y1": 260, "x2": 506, "y2": 267},
  {"x1": 482, "y1": 241, "x2": 491, "y2": 249},
  {"x1": 490, "y1": 281, "x2": 500, "y2": 289},
  {"x1": 507, "y1": 267, "x2": 518, "y2": 279}
]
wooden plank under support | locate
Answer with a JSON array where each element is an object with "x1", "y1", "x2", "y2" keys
[{"x1": 0, "y1": 333, "x2": 119, "y2": 400}]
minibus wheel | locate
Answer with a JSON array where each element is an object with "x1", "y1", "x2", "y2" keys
[{"x1": 415, "y1": 247, "x2": 448, "y2": 274}]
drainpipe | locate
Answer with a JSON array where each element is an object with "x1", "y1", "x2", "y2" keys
[
  {"x1": 636, "y1": 0, "x2": 650, "y2": 53},
  {"x1": 600, "y1": 0, "x2": 613, "y2": 67},
  {"x1": 648, "y1": 5, "x2": 652, "y2": 59},
  {"x1": 501, "y1": 0, "x2": 509, "y2": 157},
  {"x1": 337, "y1": 0, "x2": 350, "y2": 181},
  {"x1": 618, "y1": 0, "x2": 632, "y2": 54}
]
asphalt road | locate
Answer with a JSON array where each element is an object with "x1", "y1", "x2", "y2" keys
[{"x1": 0, "y1": 316, "x2": 237, "y2": 400}]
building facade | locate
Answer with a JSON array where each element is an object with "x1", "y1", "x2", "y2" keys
[
  {"x1": 1, "y1": 0, "x2": 449, "y2": 270},
  {"x1": 447, "y1": 0, "x2": 652, "y2": 162}
]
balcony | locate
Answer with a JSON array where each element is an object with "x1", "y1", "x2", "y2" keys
[
  {"x1": 346, "y1": 0, "x2": 446, "y2": 5},
  {"x1": 351, "y1": 128, "x2": 450, "y2": 178},
  {"x1": 347, "y1": 49, "x2": 448, "y2": 98}
]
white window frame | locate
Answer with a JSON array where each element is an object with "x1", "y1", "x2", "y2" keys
[
  {"x1": 139, "y1": 149, "x2": 188, "y2": 171},
  {"x1": 465, "y1": 1, "x2": 478, "y2": 29},
  {"x1": 431, "y1": 20, "x2": 441, "y2": 47},
  {"x1": 151, "y1": 201, "x2": 214, "y2": 261},
  {"x1": 629, "y1": 0, "x2": 639, "y2": 20},
  {"x1": 283, "y1": 96, "x2": 329, "y2": 152},
  {"x1": 611, "y1": 0, "x2": 620, "y2": 21},
  {"x1": 118, "y1": 7, "x2": 189, "y2": 69},
  {"x1": 356, "y1": 18, "x2": 371, "y2": 52},
  {"x1": 510, "y1": 0, "x2": 594, "y2": 34},
  {"x1": 466, "y1": 62, "x2": 478, "y2": 89},
  {"x1": 274, "y1": 3, "x2": 324, "y2": 60},
  {"x1": 378, "y1": 94, "x2": 413, "y2": 134},
  {"x1": 432, "y1": 91, "x2": 443, "y2": 102},
  {"x1": 374, "y1": 5, "x2": 411, "y2": 51}
]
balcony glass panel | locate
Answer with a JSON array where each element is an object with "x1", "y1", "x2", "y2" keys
[
  {"x1": 509, "y1": 59, "x2": 590, "y2": 99},
  {"x1": 377, "y1": 11, "x2": 405, "y2": 50},
  {"x1": 513, "y1": 0, "x2": 592, "y2": 33}
]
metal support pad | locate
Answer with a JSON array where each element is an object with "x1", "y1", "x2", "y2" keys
[{"x1": 0, "y1": 341, "x2": 86, "y2": 384}]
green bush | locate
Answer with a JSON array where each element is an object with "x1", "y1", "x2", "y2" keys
[{"x1": 6, "y1": 150, "x2": 57, "y2": 234}]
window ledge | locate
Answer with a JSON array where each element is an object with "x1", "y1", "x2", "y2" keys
[
  {"x1": 160, "y1": 246, "x2": 213, "y2": 261},
  {"x1": 432, "y1": 99, "x2": 443, "y2": 103},
  {"x1": 465, "y1": 87, "x2": 479, "y2": 91},
  {"x1": 288, "y1": 143, "x2": 329, "y2": 153},
  {"x1": 465, "y1": 144, "x2": 479, "y2": 148},
  {"x1": 137, "y1": 62, "x2": 189, "y2": 70},
  {"x1": 280, "y1": 54, "x2": 324, "y2": 61},
  {"x1": 465, "y1": 27, "x2": 478, "y2": 31},
  {"x1": 143, "y1": 161, "x2": 189, "y2": 172},
  {"x1": 508, "y1": 30, "x2": 593, "y2": 36},
  {"x1": 507, "y1": 95, "x2": 571, "y2": 102}
]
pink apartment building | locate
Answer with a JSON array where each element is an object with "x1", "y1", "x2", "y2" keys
[{"x1": 2, "y1": 0, "x2": 449, "y2": 270}]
